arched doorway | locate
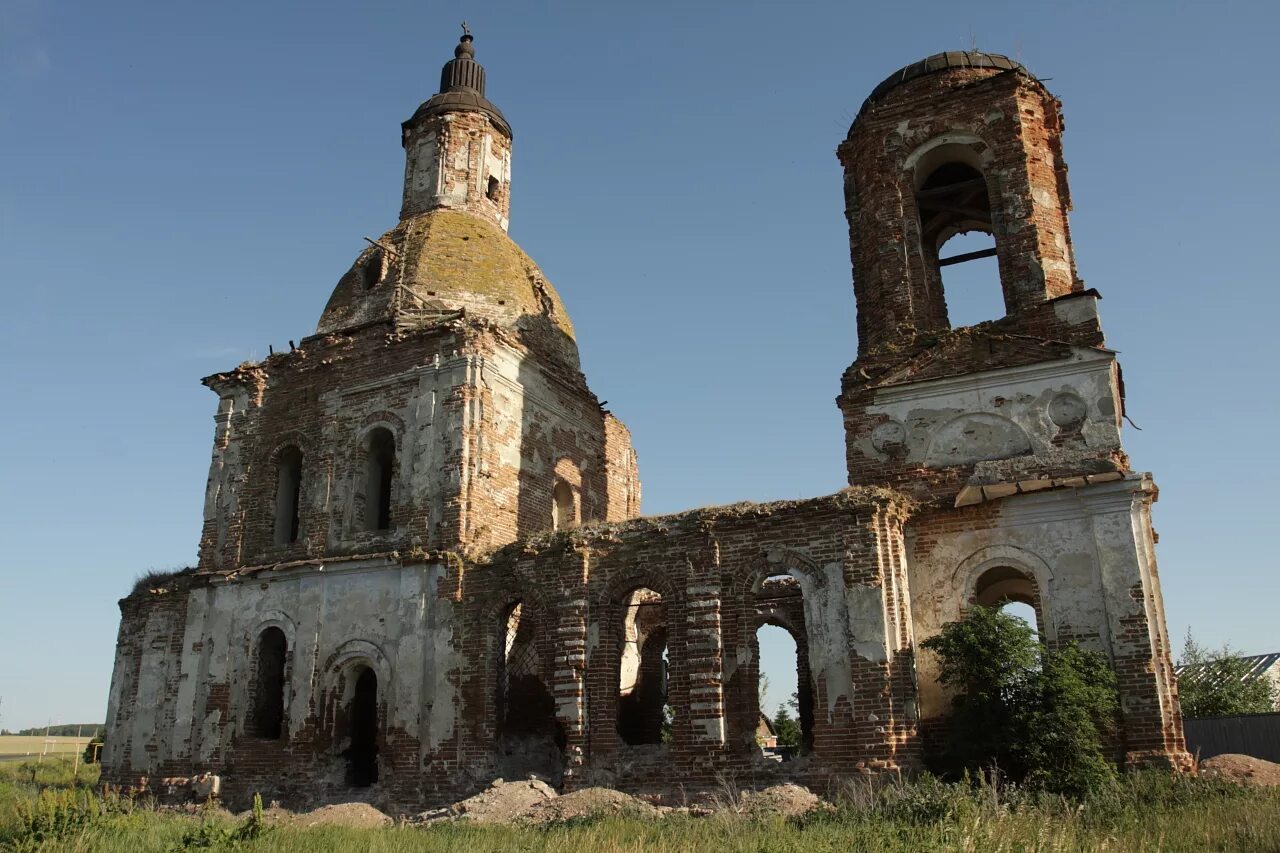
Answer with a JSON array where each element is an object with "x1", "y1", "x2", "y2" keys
[
  {"x1": 343, "y1": 666, "x2": 379, "y2": 787},
  {"x1": 251, "y1": 627, "x2": 287, "y2": 740}
]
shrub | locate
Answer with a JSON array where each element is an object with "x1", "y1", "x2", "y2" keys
[
  {"x1": 5, "y1": 786, "x2": 130, "y2": 849},
  {"x1": 171, "y1": 792, "x2": 269, "y2": 850},
  {"x1": 922, "y1": 605, "x2": 1120, "y2": 797},
  {"x1": 1177, "y1": 631, "x2": 1278, "y2": 717}
]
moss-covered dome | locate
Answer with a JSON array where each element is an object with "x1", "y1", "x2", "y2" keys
[{"x1": 317, "y1": 209, "x2": 579, "y2": 368}]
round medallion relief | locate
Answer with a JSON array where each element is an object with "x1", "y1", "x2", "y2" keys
[
  {"x1": 1048, "y1": 393, "x2": 1087, "y2": 429},
  {"x1": 871, "y1": 420, "x2": 908, "y2": 455}
]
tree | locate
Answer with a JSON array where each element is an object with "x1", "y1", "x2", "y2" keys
[
  {"x1": 921, "y1": 605, "x2": 1039, "y2": 778},
  {"x1": 922, "y1": 605, "x2": 1119, "y2": 797},
  {"x1": 1178, "y1": 631, "x2": 1277, "y2": 718},
  {"x1": 771, "y1": 708, "x2": 801, "y2": 748}
]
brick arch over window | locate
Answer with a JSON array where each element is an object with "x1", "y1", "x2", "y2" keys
[
  {"x1": 264, "y1": 434, "x2": 311, "y2": 548},
  {"x1": 903, "y1": 134, "x2": 1007, "y2": 329},
  {"x1": 487, "y1": 589, "x2": 560, "y2": 745},
  {"x1": 354, "y1": 423, "x2": 401, "y2": 533},
  {"x1": 953, "y1": 544, "x2": 1056, "y2": 640},
  {"x1": 320, "y1": 640, "x2": 393, "y2": 731},
  {"x1": 616, "y1": 586, "x2": 668, "y2": 746},
  {"x1": 723, "y1": 550, "x2": 826, "y2": 759},
  {"x1": 587, "y1": 567, "x2": 682, "y2": 756},
  {"x1": 321, "y1": 640, "x2": 392, "y2": 789},
  {"x1": 243, "y1": 613, "x2": 297, "y2": 740}
]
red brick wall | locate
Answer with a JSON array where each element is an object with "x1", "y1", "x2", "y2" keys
[{"x1": 839, "y1": 67, "x2": 1081, "y2": 355}]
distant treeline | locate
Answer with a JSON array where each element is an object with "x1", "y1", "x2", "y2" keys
[{"x1": 0, "y1": 724, "x2": 103, "y2": 737}]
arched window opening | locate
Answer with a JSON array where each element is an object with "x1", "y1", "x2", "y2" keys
[
  {"x1": 915, "y1": 161, "x2": 1005, "y2": 327},
  {"x1": 551, "y1": 480, "x2": 575, "y2": 531},
  {"x1": 486, "y1": 176, "x2": 500, "y2": 202},
  {"x1": 362, "y1": 428, "x2": 395, "y2": 532},
  {"x1": 753, "y1": 572, "x2": 815, "y2": 758},
  {"x1": 273, "y1": 446, "x2": 303, "y2": 545},
  {"x1": 618, "y1": 587, "x2": 668, "y2": 746},
  {"x1": 343, "y1": 666, "x2": 379, "y2": 787},
  {"x1": 496, "y1": 602, "x2": 562, "y2": 780},
  {"x1": 498, "y1": 603, "x2": 555, "y2": 734},
  {"x1": 973, "y1": 565, "x2": 1043, "y2": 635},
  {"x1": 756, "y1": 624, "x2": 803, "y2": 759},
  {"x1": 251, "y1": 627, "x2": 287, "y2": 740}
]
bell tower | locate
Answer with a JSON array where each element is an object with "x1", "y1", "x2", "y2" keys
[
  {"x1": 401, "y1": 28, "x2": 513, "y2": 230},
  {"x1": 838, "y1": 52, "x2": 1083, "y2": 354},
  {"x1": 833, "y1": 54, "x2": 1189, "y2": 770}
]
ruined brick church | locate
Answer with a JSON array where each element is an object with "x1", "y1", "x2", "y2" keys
[{"x1": 102, "y1": 35, "x2": 1191, "y2": 809}]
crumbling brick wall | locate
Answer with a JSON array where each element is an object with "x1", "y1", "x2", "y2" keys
[
  {"x1": 198, "y1": 320, "x2": 638, "y2": 570},
  {"x1": 102, "y1": 46, "x2": 1193, "y2": 813}
]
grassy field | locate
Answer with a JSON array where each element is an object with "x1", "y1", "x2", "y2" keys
[
  {"x1": 0, "y1": 738, "x2": 94, "y2": 763},
  {"x1": 3, "y1": 758, "x2": 1280, "y2": 851}
]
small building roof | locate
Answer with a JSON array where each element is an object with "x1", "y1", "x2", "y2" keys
[{"x1": 1176, "y1": 652, "x2": 1280, "y2": 682}]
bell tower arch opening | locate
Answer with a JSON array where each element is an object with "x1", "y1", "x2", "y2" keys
[{"x1": 911, "y1": 149, "x2": 1006, "y2": 328}]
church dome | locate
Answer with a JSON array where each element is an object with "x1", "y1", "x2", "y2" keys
[
  {"x1": 316, "y1": 209, "x2": 579, "y2": 369},
  {"x1": 854, "y1": 51, "x2": 1031, "y2": 125}
]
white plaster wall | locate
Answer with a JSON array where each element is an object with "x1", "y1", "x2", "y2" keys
[
  {"x1": 111, "y1": 560, "x2": 457, "y2": 777},
  {"x1": 857, "y1": 348, "x2": 1122, "y2": 468},
  {"x1": 319, "y1": 356, "x2": 460, "y2": 552},
  {"x1": 402, "y1": 131, "x2": 440, "y2": 214},
  {"x1": 907, "y1": 478, "x2": 1159, "y2": 718}
]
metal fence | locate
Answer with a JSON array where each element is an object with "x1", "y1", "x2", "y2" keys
[{"x1": 1184, "y1": 713, "x2": 1280, "y2": 763}]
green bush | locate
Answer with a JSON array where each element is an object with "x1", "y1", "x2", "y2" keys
[
  {"x1": 921, "y1": 605, "x2": 1120, "y2": 797},
  {"x1": 4, "y1": 786, "x2": 130, "y2": 850},
  {"x1": 170, "y1": 792, "x2": 269, "y2": 850},
  {"x1": 1178, "y1": 630, "x2": 1278, "y2": 717}
]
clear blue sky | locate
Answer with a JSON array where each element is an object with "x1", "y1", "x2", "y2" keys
[{"x1": 1, "y1": 0, "x2": 1277, "y2": 730}]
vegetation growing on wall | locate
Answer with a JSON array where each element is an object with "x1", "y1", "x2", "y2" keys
[{"x1": 921, "y1": 605, "x2": 1120, "y2": 796}]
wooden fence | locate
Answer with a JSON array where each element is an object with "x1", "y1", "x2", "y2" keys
[{"x1": 1184, "y1": 713, "x2": 1280, "y2": 763}]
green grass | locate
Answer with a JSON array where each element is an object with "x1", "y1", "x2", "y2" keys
[{"x1": 3, "y1": 759, "x2": 1280, "y2": 851}]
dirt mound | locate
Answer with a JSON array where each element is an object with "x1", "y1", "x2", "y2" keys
[
  {"x1": 736, "y1": 784, "x2": 822, "y2": 818},
  {"x1": 450, "y1": 778, "x2": 558, "y2": 824},
  {"x1": 1200, "y1": 753, "x2": 1280, "y2": 786},
  {"x1": 297, "y1": 802, "x2": 394, "y2": 828},
  {"x1": 522, "y1": 787, "x2": 658, "y2": 825}
]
